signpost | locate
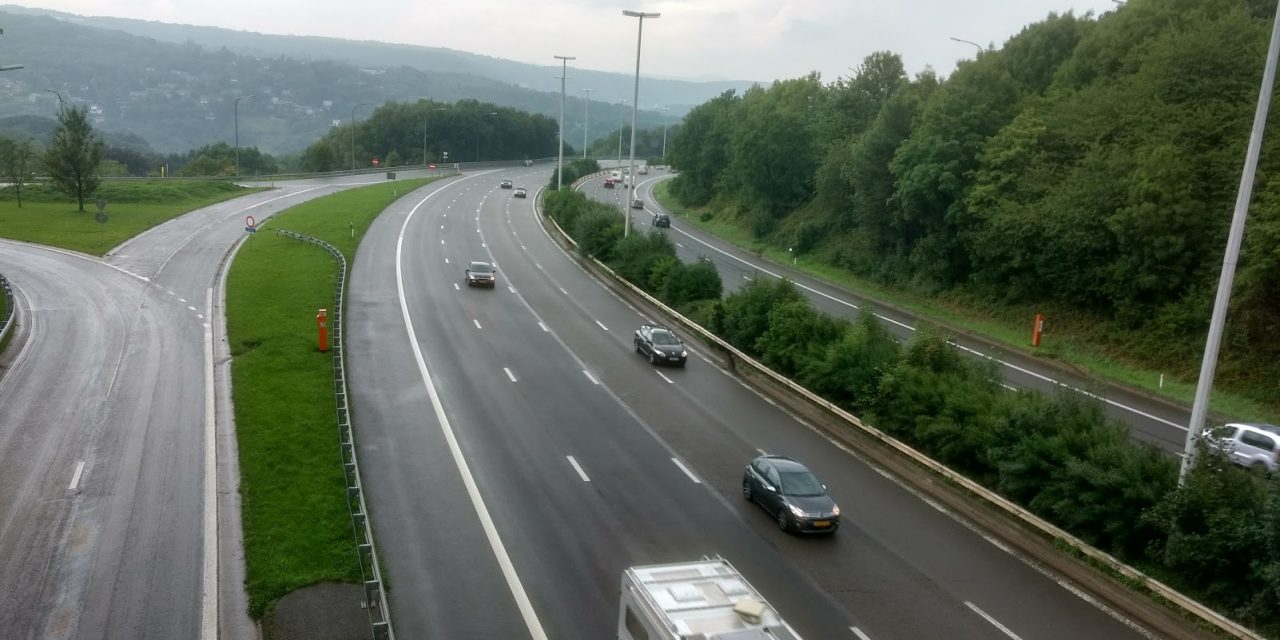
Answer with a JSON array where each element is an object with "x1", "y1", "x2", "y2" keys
[{"x1": 245, "y1": 215, "x2": 257, "y2": 234}]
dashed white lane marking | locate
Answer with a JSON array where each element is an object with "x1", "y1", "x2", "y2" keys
[
  {"x1": 559, "y1": 287, "x2": 569, "y2": 295},
  {"x1": 440, "y1": 239, "x2": 445, "y2": 245},
  {"x1": 445, "y1": 257, "x2": 450, "y2": 264},
  {"x1": 178, "y1": 297, "x2": 187, "y2": 303},
  {"x1": 197, "y1": 314, "x2": 205, "y2": 320},
  {"x1": 538, "y1": 321, "x2": 549, "y2": 332},
  {"x1": 851, "y1": 627, "x2": 872, "y2": 640},
  {"x1": 671, "y1": 458, "x2": 702, "y2": 484},
  {"x1": 473, "y1": 319, "x2": 483, "y2": 330},
  {"x1": 583, "y1": 370, "x2": 600, "y2": 385},
  {"x1": 68, "y1": 460, "x2": 86, "y2": 492},
  {"x1": 504, "y1": 367, "x2": 518, "y2": 382},
  {"x1": 508, "y1": 286, "x2": 516, "y2": 293},
  {"x1": 965, "y1": 602, "x2": 1023, "y2": 640},
  {"x1": 676, "y1": 242, "x2": 685, "y2": 248},
  {"x1": 567, "y1": 456, "x2": 591, "y2": 482},
  {"x1": 187, "y1": 305, "x2": 197, "y2": 311},
  {"x1": 167, "y1": 289, "x2": 175, "y2": 295},
  {"x1": 440, "y1": 224, "x2": 445, "y2": 230},
  {"x1": 655, "y1": 371, "x2": 674, "y2": 384},
  {"x1": 453, "y1": 283, "x2": 460, "y2": 291},
  {"x1": 595, "y1": 320, "x2": 608, "y2": 331}
]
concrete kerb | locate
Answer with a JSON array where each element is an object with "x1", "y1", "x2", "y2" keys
[
  {"x1": 0, "y1": 272, "x2": 13, "y2": 349},
  {"x1": 273, "y1": 229, "x2": 394, "y2": 640},
  {"x1": 538, "y1": 183, "x2": 1259, "y2": 640}
]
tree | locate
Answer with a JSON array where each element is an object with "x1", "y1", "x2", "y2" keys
[
  {"x1": 43, "y1": 106, "x2": 104, "y2": 211},
  {"x1": 0, "y1": 137, "x2": 38, "y2": 208}
]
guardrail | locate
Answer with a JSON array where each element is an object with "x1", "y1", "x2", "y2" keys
[
  {"x1": 0, "y1": 271, "x2": 13, "y2": 348},
  {"x1": 549, "y1": 173, "x2": 1262, "y2": 640},
  {"x1": 273, "y1": 229, "x2": 394, "y2": 640}
]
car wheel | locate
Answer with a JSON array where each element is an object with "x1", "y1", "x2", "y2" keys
[
  {"x1": 1252, "y1": 461, "x2": 1270, "y2": 474},
  {"x1": 634, "y1": 340, "x2": 642, "y2": 354},
  {"x1": 648, "y1": 351, "x2": 657, "y2": 364},
  {"x1": 776, "y1": 510, "x2": 790, "y2": 533},
  {"x1": 742, "y1": 482, "x2": 753, "y2": 502}
]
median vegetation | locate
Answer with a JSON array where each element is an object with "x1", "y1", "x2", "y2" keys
[{"x1": 225, "y1": 177, "x2": 432, "y2": 621}]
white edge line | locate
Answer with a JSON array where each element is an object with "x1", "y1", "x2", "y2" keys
[
  {"x1": 566, "y1": 456, "x2": 591, "y2": 482},
  {"x1": 583, "y1": 369, "x2": 600, "y2": 385},
  {"x1": 656, "y1": 370, "x2": 673, "y2": 384},
  {"x1": 671, "y1": 457, "x2": 702, "y2": 484},
  {"x1": 964, "y1": 602, "x2": 1022, "y2": 640},
  {"x1": 851, "y1": 627, "x2": 872, "y2": 640},
  {"x1": 538, "y1": 321, "x2": 549, "y2": 332},
  {"x1": 68, "y1": 460, "x2": 86, "y2": 491},
  {"x1": 504, "y1": 367, "x2": 518, "y2": 382},
  {"x1": 395, "y1": 173, "x2": 549, "y2": 640},
  {"x1": 595, "y1": 320, "x2": 608, "y2": 331},
  {"x1": 200, "y1": 286, "x2": 218, "y2": 640}
]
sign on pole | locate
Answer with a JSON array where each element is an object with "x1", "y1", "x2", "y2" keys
[{"x1": 245, "y1": 215, "x2": 257, "y2": 233}]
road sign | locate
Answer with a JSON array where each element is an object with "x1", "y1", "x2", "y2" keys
[
  {"x1": 245, "y1": 215, "x2": 257, "y2": 233},
  {"x1": 94, "y1": 198, "x2": 108, "y2": 224}
]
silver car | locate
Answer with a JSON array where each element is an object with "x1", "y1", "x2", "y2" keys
[{"x1": 1204, "y1": 422, "x2": 1280, "y2": 472}]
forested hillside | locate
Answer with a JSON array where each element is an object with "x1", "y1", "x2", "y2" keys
[{"x1": 666, "y1": 0, "x2": 1280, "y2": 410}]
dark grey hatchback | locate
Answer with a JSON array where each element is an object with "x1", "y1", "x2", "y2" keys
[{"x1": 742, "y1": 455, "x2": 840, "y2": 534}]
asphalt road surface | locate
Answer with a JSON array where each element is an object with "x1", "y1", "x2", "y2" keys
[
  {"x1": 584, "y1": 166, "x2": 1196, "y2": 458},
  {"x1": 346, "y1": 167, "x2": 1153, "y2": 640}
]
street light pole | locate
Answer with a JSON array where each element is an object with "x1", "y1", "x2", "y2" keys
[
  {"x1": 622, "y1": 10, "x2": 659, "y2": 237},
  {"x1": 45, "y1": 88, "x2": 65, "y2": 115},
  {"x1": 582, "y1": 88, "x2": 593, "y2": 159},
  {"x1": 351, "y1": 102, "x2": 371, "y2": 171},
  {"x1": 949, "y1": 36, "x2": 984, "y2": 53},
  {"x1": 554, "y1": 54, "x2": 576, "y2": 190},
  {"x1": 1178, "y1": 1, "x2": 1280, "y2": 485},
  {"x1": 660, "y1": 106, "x2": 670, "y2": 162},
  {"x1": 234, "y1": 95, "x2": 254, "y2": 177},
  {"x1": 615, "y1": 100, "x2": 625, "y2": 173}
]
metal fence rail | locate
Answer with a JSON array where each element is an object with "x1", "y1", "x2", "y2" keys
[
  {"x1": 274, "y1": 228, "x2": 394, "y2": 640},
  {"x1": 0, "y1": 272, "x2": 13, "y2": 347}
]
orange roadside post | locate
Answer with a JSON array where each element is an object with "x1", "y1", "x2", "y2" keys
[
  {"x1": 1031, "y1": 313, "x2": 1045, "y2": 347},
  {"x1": 317, "y1": 308, "x2": 329, "y2": 352}
]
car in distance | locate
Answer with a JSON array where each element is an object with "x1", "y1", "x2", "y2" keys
[
  {"x1": 603, "y1": 178, "x2": 616, "y2": 189},
  {"x1": 651, "y1": 212, "x2": 670, "y2": 228},
  {"x1": 500, "y1": 179, "x2": 513, "y2": 189},
  {"x1": 514, "y1": 186, "x2": 528, "y2": 198},
  {"x1": 464, "y1": 261, "x2": 497, "y2": 288},
  {"x1": 631, "y1": 198, "x2": 645, "y2": 210},
  {"x1": 638, "y1": 165, "x2": 649, "y2": 175},
  {"x1": 1203, "y1": 422, "x2": 1280, "y2": 472},
  {"x1": 742, "y1": 455, "x2": 840, "y2": 534},
  {"x1": 634, "y1": 323, "x2": 687, "y2": 367}
]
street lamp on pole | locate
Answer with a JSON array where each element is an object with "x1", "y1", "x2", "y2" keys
[
  {"x1": 949, "y1": 36, "x2": 984, "y2": 53},
  {"x1": 582, "y1": 88, "x2": 593, "y2": 159},
  {"x1": 45, "y1": 88, "x2": 65, "y2": 115},
  {"x1": 351, "y1": 102, "x2": 371, "y2": 171},
  {"x1": 234, "y1": 95, "x2": 254, "y2": 177},
  {"x1": 622, "y1": 9, "x2": 659, "y2": 237},
  {"x1": 660, "y1": 106, "x2": 670, "y2": 162},
  {"x1": 554, "y1": 54, "x2": 576, "y2": 190}
]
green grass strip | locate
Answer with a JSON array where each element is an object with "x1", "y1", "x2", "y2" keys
[
  {"x1": 651, "y1": 180, "x2": 1275, "y2": 422},
  {"x1": 0, "y1": 180, "x2": 261, "y2": 255},
  {"x1": 226, "y1": 177, "x2": 432, "y2": 619}
]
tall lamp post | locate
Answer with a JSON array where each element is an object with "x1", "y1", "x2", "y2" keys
[
  {"x1": 350, "y1": 102, "x2": 371, "y2": 171},
  {"x1": 660, "y1": 106, "x2": 670, "y2": 162},
  {"x1": 554, "y1": 54, "x2": 576, "y2": 190},
  {"x1": 615, "y1": 99, "x2": 625, "y2": 172},
  {"x1": 45, "y1": 88, "x2": 65, "y2": 115},
  {"x1": 622, "y1": 9, "x2": 659, "y2": 237},
  {"x1": 234, "y1": 94, "x2": 254, "y2": 177},
  {"x1": 949, "y1": 36, "x2": 984, "y2": 53},
  {"x1": 581, "y1": 88, "x2": 593, "y2": 159}
]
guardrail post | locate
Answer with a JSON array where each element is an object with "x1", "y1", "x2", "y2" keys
[
  {"x1": 372, "y1": 622, "x2": 390, "y2": 640},
  {"x1": 363, "y1": 580, "x2": 381, "y2": 608}
]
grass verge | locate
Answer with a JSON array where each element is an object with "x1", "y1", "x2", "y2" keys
[
  {"x1": 0, "y1": 180, "x2": 261, "y2": 255},
  {"x1": 652, "y1": 180, "x2": 1276, "y2": 422},
  {"x1": 226, "y1": 176, "x2": 433, "y2": 619}
]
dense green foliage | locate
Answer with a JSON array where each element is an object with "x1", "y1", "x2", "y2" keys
[
  {"x1": 43, "y1": 107, "x2": 103, "y2": 211},
  {"x1": 0, "y1": 137, "x2": 37, "y2": 207},
  {"x1": 665, "y1": 0, "x2": 1280, "y2": 410},
  {"x1": 549, "y1": 158, "x2": 602, "y2": 191},
  {"x1": 585, "y1": 124, "x2": 681, "y2": 163}
]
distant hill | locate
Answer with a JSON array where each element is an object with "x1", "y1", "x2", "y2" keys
[{"x1": 0, "y1": 6, "x2": 757, "y2": 154}]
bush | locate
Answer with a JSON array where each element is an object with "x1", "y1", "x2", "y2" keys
[
  {"x1": 713, "y1": 278, "x2": 806, "y2": 352},
  {"x1": 754, "y1": 299, "x2": 847, "y2": 378},
  {"x1": 612, "y1": 231, "x2": 677, "y2": 287},
  {"x1": 799, "y1": 311, "x2": 900, "y2": 412},
  {"x1": 661, "y1": 257, "x2": 723, "y2": 308},
  {"x1": 573, "y1": 208, "x2": 622, "y2": 261}
]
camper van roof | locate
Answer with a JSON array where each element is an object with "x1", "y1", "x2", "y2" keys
[{"x1": 624, "y1": 559, "x2": 800, "y2": 640}]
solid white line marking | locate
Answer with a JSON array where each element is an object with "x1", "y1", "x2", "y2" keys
[
  {"x1": 538, "y1": 321, "x2": 549, "y2": 332},
  {"x1": 851, "y1": 628, "x2": 872, "y2": 640},
  {"x1": 508, "y1": 286, "x2": 516, "y2": 293},
  {"x1": 583, "y1": 370, "x2": 600, "y2": 385},
  {"x1": 394, "y1": 171, "x2": 548, "y2": 640},
  {"x1": 504, "y1": 367, "x2": 518, "y2": 382},
  {"x1": 656, "y1": 371, "x2": 673, "y2": 384},
  {"x1": 595, "y1": 320, "x2": 608, "y2": 331},
  {"x1": 671, "y1": 458, "x2": 702, "y2": 484},
  {"x1": 473, "y1": 319, "x2": 482, "y2": 330},
  {"x1": 68, "y1": 460, "x2": 85, "y2": 491},
  {"x1": 567, "y1": 456, "x2": 591, "y2": 482},
  {"x1": 559, "y1": 287, "x2": 569, "y2": 295},
  {"x1": 454, "y1": 283, "x2": 460, "y2": 291},
  {"x1": 965, "y1": 602, "x2": 1023, "y2": 640},
  {"x1": 200, "y1": 287, "x2": 218, "y2": 640},
  {"x1": 536, "y1": 263, "x2": 543, "y2": 270}
]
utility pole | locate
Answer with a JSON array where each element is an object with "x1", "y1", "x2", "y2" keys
[
  {"x1": 622, "y1": 10, "x2": 660, "y2": 237},
  {"x1": 554, "y1": 54, "x2": 576, "y2": 190},
  {"x1": 582, "y1": 88, "x2": 593, "y2": 159}
]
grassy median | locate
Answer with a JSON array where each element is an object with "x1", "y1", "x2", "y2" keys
[
  {"x1": 651, "y1": 179, "x2": 1275, "y2": 422},
  {"x1": 0, "y1": 180, "x2": 260, "y2": 255},
  {"x1": 226, "y1": 177, "x2": 433, "y2": 619}
]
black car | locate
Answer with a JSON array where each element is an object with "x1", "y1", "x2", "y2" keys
[
  {"x1": 651, "y1": 212, "x2": 671, "y2": 228},
  {"x1": 634, "y1": 323, "x2": 687, "y2": 367},
  {"x1": 464, "y1": 261, "x2": 497, "y2": 288},
  {"x1": 742, "y1": 455, "x2": 840, "y2": 534},
  {"x1": 500, "y1": 179, "x2": 513, "y2": 189}
]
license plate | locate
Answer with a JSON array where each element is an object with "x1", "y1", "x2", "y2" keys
[{"x1": 812, "y1": 520, "x2": 830, "y2": 528}]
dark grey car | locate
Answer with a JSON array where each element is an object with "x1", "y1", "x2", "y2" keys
[{"x1": 742, "y1": 455, "x2": 840, "y2": 534}]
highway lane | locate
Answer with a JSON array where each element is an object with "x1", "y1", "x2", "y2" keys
[
  {"x1": 0, "y1": 175, "x2": 404, "y2": 640},
  {"x1": 348, "y1": 166, "x2": 1154, "y2": 640},
  {"x1": 582, "y1": 168, "x2": 1195, "y2": 455}
]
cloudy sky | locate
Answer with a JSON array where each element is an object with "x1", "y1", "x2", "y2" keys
[{"x1": 30, "y1": 0, "x2": 1121, "y2": 82}]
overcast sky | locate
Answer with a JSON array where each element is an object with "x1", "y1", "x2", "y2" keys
[{"x1": 31, "y1": 0, "x2": 1121, "y2": 82}]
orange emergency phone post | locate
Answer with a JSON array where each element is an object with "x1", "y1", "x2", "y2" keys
[
  {"x1": 1031, "y1": 313, "x2": 1045, "y2": 347},
  {"x1": 317, "y1": 308, "x2": 329, "y2": 352}
]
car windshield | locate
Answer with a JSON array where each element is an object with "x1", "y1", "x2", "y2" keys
[
  {"x1": 651, "y1": 330, "x2": 679, "y2": 346},
  {"x1": 469, "y1": 262, "x2": 493, "y2": 273},
  {"x1": 780, "y1": 471, "x2": 824, "y2": 497}
]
